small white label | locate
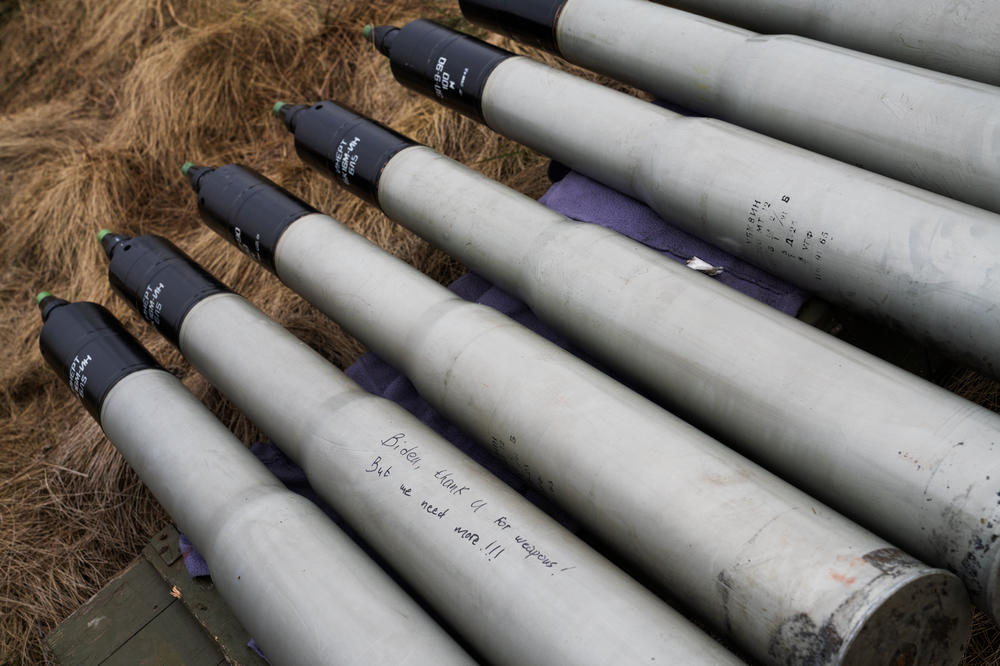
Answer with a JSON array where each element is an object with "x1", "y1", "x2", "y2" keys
[
  {"x1": 233, "y1": 227, "x2": 263, "y2": 262},
  {"x1": 141, "y1": 281, "x2": 165, "y2": 325},
  {"x1": 433, "y1": 56, "x2": 457, "y2": 98},
  {"x1": 68, "y1": 353, "x2": 92, "y2": 399},
  {"x1": 334, "y1": 136, "x2": 361, "y2": 185}
]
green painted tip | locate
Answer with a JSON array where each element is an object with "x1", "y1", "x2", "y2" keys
[
  {"x1": 181, "y1": 161, "x2": 194, "y2": 175},
  {"x1": 35, "y1": 291, "x2": 52, "y2": 305},
  {"x1": 97, "y1": 228, "x2": 112, "y2": 242},
  {"x1": 272, "y1": 101, "x2": 287, "y2": 117},
  {"x1": 362, "y1": 24, "x2": 373, "y2": 40}
]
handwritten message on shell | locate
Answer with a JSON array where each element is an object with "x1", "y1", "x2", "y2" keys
[{"x1": 365, "y1": 432, "x2": 575, "y2": 574}]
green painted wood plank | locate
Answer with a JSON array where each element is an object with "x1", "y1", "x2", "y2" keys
[
  {"x1": 46, "y1": 557, "x2": 172, "y2": 665},
  {"x1": 101, "y1": 601, "x2": 222, "y2": 666},
  {"x1": 48, "y1": 524, "x2": 268, "y2": 665}
]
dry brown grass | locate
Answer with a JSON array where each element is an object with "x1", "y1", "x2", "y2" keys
[
  {"x1": 0, "y1": 1, "x2": 575, "y2": 662},
  {"x1": 0, "y1": 0, "x2": 998, "y2": 664}
]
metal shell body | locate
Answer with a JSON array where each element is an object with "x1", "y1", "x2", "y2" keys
[
  {"x1": 99, "y1": 368, "x2": 471, "y2": 665},
  {"x1": 265, "y1": 212, "x2": 970, "y2": 665},
  {"x1": 374, "y1": 146, "x2": 1000, "y2": 623},
  {"x1": 177, "y1": 293, "x2": 740, "y2": 666},
  {"x1": 478, "y1": 56, "x2": 1000, "y2": 378},
  {"x1": 548, "y1": 0, "x2": 1000, "y2": 213},
  {"x1": 660, "y1": 0, "x2": 1000, "y2": 86}
]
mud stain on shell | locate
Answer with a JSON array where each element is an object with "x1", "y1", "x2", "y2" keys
[
  {"x1": 767, "y1": 612, "x2": 843, "y2": 665},
  {"x1": 863, "y1": 547, "x2": 916, "y2": 578}
]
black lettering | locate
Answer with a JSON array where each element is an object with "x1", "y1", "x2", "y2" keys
[{"x1": 381, "y1": 433, "x2": 405, "y2": 449}]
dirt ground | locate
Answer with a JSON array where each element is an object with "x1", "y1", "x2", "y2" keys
[{"x1": 1, "y1": 0, "x2": 998, "y2": 663}]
